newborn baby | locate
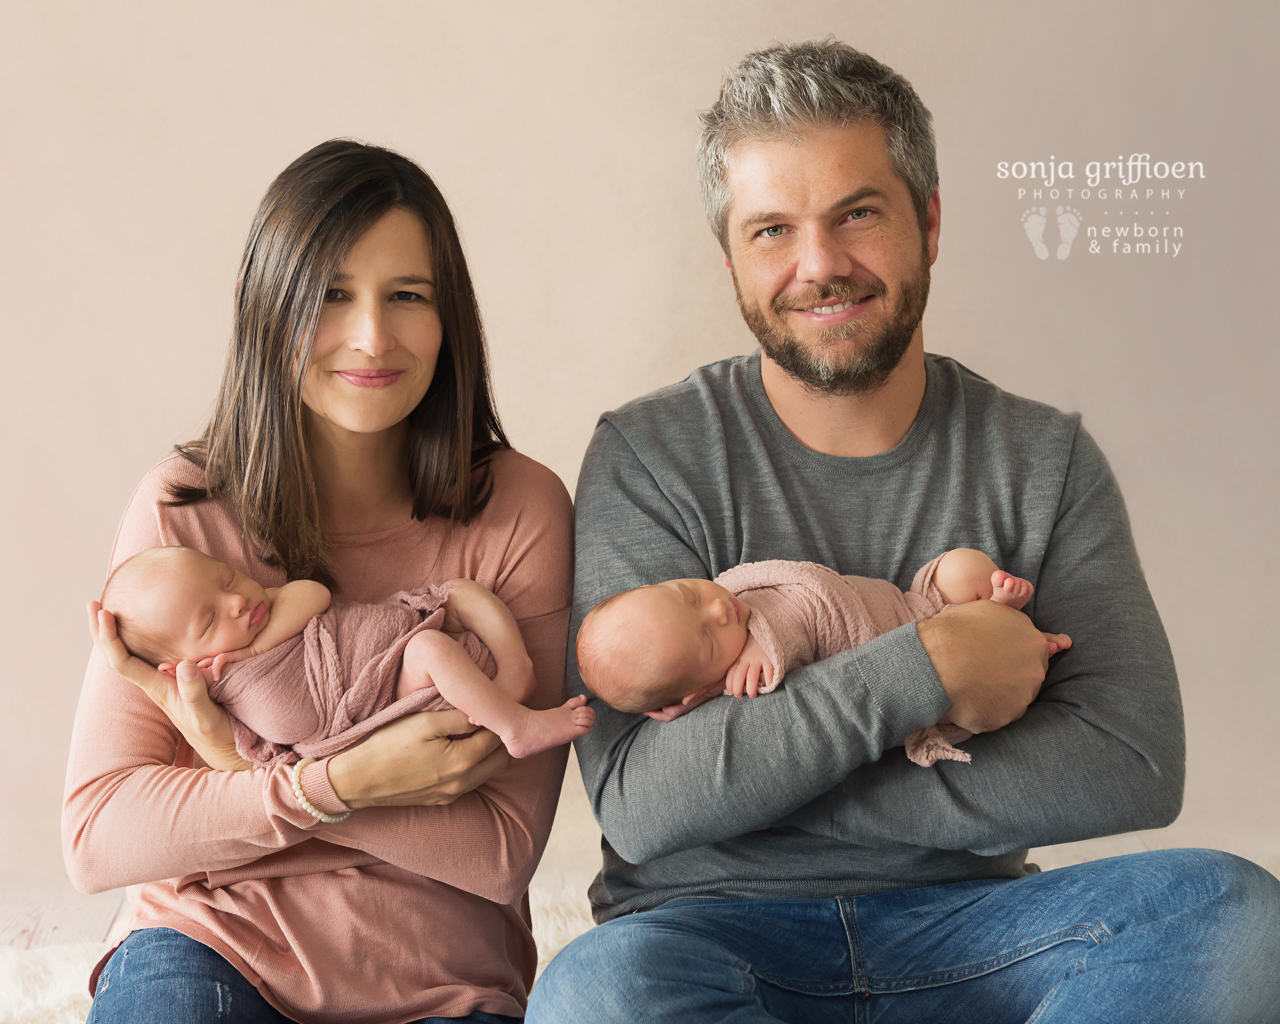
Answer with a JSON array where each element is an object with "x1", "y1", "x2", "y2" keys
[
  {"x1": 100, "y1": 545, "x2": 593, "y2": 765},
  {"x1": 576, "y1": 548, "x2": 1070, "y2": 766}
]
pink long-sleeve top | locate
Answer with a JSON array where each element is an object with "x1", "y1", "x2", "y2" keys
[{"x1": 62, "y1": 449, "x2": 574, "y2": 1023}]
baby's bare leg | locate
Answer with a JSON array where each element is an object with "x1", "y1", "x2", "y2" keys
[
  {"x1": 400, "y1": 630, "x2": 593, "y2": 758},
  {"x1": 934, "y1": 548, "x2": 1033, "y2": 610}
]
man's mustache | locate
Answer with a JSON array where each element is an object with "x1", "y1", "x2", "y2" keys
[{"x1": 770, "y1": 277, "x2": 888, "y2": 316}]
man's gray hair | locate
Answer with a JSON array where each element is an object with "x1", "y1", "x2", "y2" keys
[{"x1": 697, "y1": 38, "x2": 938, "y2": 252}]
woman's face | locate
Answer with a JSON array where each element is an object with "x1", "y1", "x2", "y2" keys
[{"x1": 302, "y1": 207, "x2": 444, "y2": 440}]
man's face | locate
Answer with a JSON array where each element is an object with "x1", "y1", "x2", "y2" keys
[{"x1": 722, "y1": 122, "x2": 940, "y2": 395}]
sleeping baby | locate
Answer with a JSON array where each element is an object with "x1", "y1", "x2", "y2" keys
[
  {"x1": 575, "y1": 548, "x2": 1070, "y2": 766},
  {"x1": 99, "y1": 545, "x2": 593, "y2": 766}
]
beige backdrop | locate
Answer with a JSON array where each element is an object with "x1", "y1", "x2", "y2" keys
[{"x1": 2, "y1": 0, "x2": 1275, "y2": 883}]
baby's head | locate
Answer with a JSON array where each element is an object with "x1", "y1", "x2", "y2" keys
[
  {"x1": 101, "y1": 546, "x2": 270, "y2": 667},
  {"x1": 577, "y1": 577, "x2": 752, "y2": 713}
]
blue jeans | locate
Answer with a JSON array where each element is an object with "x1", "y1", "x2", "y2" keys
[
  {"x1": 87, "y1": 927, "x2": 523, "y2": 1024},
  {"x1": 528, "y1": 849, "x2": 1280, "y2": 1023}
]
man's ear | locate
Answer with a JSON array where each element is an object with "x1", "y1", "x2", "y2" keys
[
  {"x1": 723, "y1": 254, "x2": 733, "y2": 273},
  {"x1": 926, "y1": 188, "x2": 941, "y2": 266}
]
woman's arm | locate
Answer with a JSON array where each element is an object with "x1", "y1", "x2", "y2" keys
[{"x1": 64, "y1": 454, "x2": 573, "y2": 903}]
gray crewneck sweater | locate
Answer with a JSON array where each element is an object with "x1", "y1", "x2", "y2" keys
[{"x1": 569, "y1": 352, "x2": 1183, "y2": 922}]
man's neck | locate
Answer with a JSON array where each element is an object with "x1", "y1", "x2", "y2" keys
[
  {"x1": 305, "y1": 417, "x2": 414, "y2": 536},
  {"x1": 758, "y1": 334, "x2": 928, "y2": 458}
]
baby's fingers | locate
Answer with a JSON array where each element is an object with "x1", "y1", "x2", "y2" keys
[{"x1": 746, "y1": 663, "x2": 761, "y2": 698}]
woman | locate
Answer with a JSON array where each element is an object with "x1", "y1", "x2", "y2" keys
[{"x1": 65, "y1": 140, "x2": 574, "y2": 1023}]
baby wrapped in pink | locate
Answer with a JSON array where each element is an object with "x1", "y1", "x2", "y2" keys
[
  {"x1": 716, "y1": 555, "x2": 972, "y2": 765},
  {"x1": 209, "y1": 586, "x2": 493, "y2": 767}
]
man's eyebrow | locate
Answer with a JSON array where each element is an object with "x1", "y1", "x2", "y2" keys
[{"x1": 737, "y1": 187, "x2": 888, "y2": 231}]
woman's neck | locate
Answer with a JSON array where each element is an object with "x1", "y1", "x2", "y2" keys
[{"x1": 305, "y1": 416, "x2": 414, "y2": 536}]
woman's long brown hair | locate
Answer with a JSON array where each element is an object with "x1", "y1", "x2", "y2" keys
[{"x1": 167, "y1": 140, "x2": 508, "y2": 586}]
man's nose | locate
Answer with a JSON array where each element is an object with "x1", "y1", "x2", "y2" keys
[
  {"x1": 794, "y1": 227, "x2": 854, "y2": 284},
  {"x1": 349, "y1": 301, "x2": 395, "y2": 357}
]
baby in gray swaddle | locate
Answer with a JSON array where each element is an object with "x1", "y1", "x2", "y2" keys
[{"x1": 575, "y1": 548, "x2": 1071, "y2": 766}]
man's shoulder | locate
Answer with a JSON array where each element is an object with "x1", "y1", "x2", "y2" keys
[
  {"x1": 597, "y1": 353, "x2": 756, "y2": 453},
  {"x1": 928, "y1": 353, "x2": 1083, "y2": 447}
]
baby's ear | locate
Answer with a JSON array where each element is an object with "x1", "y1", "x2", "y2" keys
[{"x1": 157, "y1": 662, "x2": 178, "y2": 678}]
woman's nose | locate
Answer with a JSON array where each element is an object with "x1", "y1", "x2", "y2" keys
[{"x1": 350, "y1": 302, "x2": 394, "y2": 357}]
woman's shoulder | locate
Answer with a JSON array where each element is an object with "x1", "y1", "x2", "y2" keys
[
  {"x1": 484, "y1": 448, "x2": 573, "y2": 526},
  {"x1": 109, "y1": 455, "x2": 261, "y2": 579},
  {"x1": 128, "y1": 453, "x2": 207, "y2": 502}
]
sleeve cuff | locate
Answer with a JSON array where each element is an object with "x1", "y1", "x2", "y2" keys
[
  {"x1": 300, "y1": 758, "x2": 351, "y2": 818},
  {"x1": 854, "y1": 624, "x2": 952, "y2": 742}
]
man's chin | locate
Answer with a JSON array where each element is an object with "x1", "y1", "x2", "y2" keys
[{"x1": 755, "y1": 322, "x2": 915, "y2": 397}]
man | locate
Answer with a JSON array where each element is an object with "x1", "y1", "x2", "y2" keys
[{"x1": 529, "y1": 40, "x2": 1279, "y2": 1022}]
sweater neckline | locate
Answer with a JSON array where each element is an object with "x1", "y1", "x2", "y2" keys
[{"x1": 738, "y1": 350, "x2": 941, "y2": 476}]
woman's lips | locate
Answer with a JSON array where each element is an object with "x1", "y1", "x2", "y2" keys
[{"x1": 335, "y1": 369, "x2": 404, "y2": 389}]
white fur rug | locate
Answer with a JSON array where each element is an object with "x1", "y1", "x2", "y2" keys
[
  {"x1": 0, "y1": 885, "x2": 594, "y2": 1023},
  {"x1": 0, "y1": 943, "x2": 109, "y2": 1024}
]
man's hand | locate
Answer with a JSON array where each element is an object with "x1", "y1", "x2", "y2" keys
[
  {"x1": 87, "y1": 601, "x2": 251, "y2": 771},
  {"x1": 725, "y1": 634, "x2": 775, "y2": 698},
  {"x1": 916, "y1": 600, "x2": 1057, "y2": 734}
]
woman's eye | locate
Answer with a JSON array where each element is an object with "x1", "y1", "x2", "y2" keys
[
  {"x1": 761, "y1": 225, "x2": 785, "y2": 238},
  {"x1": 323, "y1": 288, "x2": 344, "y2": 302},
  {"x1": 392, "y1": 290, "x2": 424, "y2": 303}
]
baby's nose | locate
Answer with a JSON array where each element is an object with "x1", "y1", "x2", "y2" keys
[{"x1": 708, "y1": 598, "x2": 730, "y2": 624}]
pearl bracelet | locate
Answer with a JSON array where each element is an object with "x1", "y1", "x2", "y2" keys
[{"x1": 290, "y1": 757, "x2": 351, "y2": 824}]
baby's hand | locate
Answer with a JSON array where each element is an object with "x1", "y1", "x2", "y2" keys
[
  {"x1": 644, "y1": 680, "x2": 723, "y2": 722},
  {"x1": 724, "y1": 634, "x2": 774, "y2": 698},
  {"x1": 195, "y1": 647, "x2": 255, "y2": 681}
]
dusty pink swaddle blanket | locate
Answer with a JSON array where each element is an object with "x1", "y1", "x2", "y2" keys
[
  {"x1": 715, "y1": 558, "x2": 973, "y2": 767},
  {"x1": 208, "y1": 586, "x2": 494, "y2": 767}
]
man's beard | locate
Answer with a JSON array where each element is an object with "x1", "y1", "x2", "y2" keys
[{"x1": 734, "y1": 244, "x2": 930, "y2": 397}]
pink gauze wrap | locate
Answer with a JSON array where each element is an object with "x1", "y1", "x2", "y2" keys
[
  {"x1": 207, "y1": 586, "x2": 495, "y2": 767},
  {"x1": 714, "y1": 557, "x2": 974, "y2": 767}
]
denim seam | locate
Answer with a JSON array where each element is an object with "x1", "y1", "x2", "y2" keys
[
  {"x1": 840, "y1": 896, "x2": 870, "y2": 997},
  {"x1": 863, "y1": 924, "x2": 1104, "y2": 992}
]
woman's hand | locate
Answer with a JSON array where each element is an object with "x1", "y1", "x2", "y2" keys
[
  {"x1": 86, "y1": 601, "x2": 251, "y2": 771},
  {"x1": 326, "y1": 709, "x2": 510, "y2": 809}
]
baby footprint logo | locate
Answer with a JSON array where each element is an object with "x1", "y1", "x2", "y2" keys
[
  {"x1": 1055, "y1": 206, "x2": 1082, "y2": 259},
  {"x1": 1021, "y1": 207, "x2": 1049, "y2": 260}
]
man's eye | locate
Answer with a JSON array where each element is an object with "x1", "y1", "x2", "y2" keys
[
  {"x1": 848, "y1": 209, "x2": 870, "y2": 221},
  {"x1": 761, "y1": 225, "x2": 785, "y2": 238}
]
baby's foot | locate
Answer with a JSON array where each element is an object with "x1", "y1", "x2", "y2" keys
[
  {"x1": 989, "y1": 570, "x2": 1033, "y2": 610},
  {"x1": 502, "y1": 695, "x2": 595, "y2": 759},
  {"x1": 1021, "y1": 207, "x2": 1049, "y2": 260},
  {"x1": 1056, "y1": 205, "x2": 1082, "y2": 259}
]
